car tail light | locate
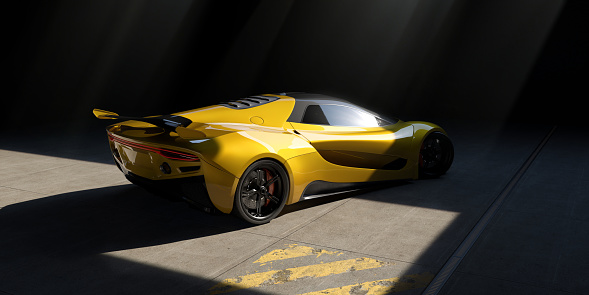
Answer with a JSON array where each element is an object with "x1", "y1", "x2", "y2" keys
[{"x1": 108, "y1": 133, "x2": 199, "y2": 162}]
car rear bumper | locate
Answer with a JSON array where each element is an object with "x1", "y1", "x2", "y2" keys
[
  {"x1": 107, "y1": 131, "x2": 202, "y2": 180},
  {"x1": 125, "y1": 172, "x2": 217, "y2": 213}
]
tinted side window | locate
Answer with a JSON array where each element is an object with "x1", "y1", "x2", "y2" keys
[
  {"x1": 322, "y1": 105, "x2": 386, "y2": 127},
  {"x1": 301, "y1": 104, "x2": 393, "y2": 127},
  {"x1": 301, "y1": 105, "x2": 329, "y2": 125}
]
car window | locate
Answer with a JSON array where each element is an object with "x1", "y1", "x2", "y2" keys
[
  {"x1": 302, "y1": 104, "x2": 391, "y2": 127},
  {"x1": 301, "y1": 105, "x2": 329, "y2": 125}
]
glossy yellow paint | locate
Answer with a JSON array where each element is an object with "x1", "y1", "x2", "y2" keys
[
  {"x1": 96, "y1": 94, "x2": 447, "y2": 215},
  {"x1": 176, "y1": 94, "x2": 295, "y2": 128},
  {"x1": 93, "y1": 109, "x2": 119, "y2": 119}
]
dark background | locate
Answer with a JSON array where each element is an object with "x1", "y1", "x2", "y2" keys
[{"x1": 4, "y1": 0, "x2": 588, "y2": 132}]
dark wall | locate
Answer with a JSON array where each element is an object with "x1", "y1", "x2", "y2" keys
[
  {"x1": 509, "y1": 0, "x2": 588, "y2": 124},
  {"x1": 5, "y1": 0, "x2": 586, "y2": 132}
]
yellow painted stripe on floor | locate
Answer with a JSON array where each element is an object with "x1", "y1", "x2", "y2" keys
[
  {"x1": 209, "y1": 257, "x2": 390, "y2": 294},
  {"x1": 299, "y1": 272, "x2": 435, "y2": 295},
  {"x1": 254, "y1": 244, "x2": 342, "y2": 264}
]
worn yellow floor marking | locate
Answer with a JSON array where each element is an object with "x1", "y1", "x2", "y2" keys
[
  {"x1": 254, "y1": 244, "x2": 342, "y2": 264},
  {"x1": 209, "y1": 257, "x2": 390, "y2": 294},
  {"x1": 299, "y1": 272, "x2": 435, "y2": 295}
]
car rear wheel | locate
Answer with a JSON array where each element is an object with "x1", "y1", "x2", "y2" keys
[
  {"x1": 419, "y1": 132, "x2": 454, "y2": 178},
  {"x1": 234, "y1": 160, "x2": 289, "y2": 224}
]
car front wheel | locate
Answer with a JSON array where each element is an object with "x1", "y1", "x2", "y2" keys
[{"x1": 419, "y1": 132, "x2": 454, "y2": 178}]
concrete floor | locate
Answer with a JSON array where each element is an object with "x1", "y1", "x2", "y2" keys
[{"x1": 0, "y1": 121, "x2": 587, "y2": 294}]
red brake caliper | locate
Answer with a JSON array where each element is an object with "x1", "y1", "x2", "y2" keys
[{"x1": 263, "y1": 168, "x2": 275, "y2": 206}]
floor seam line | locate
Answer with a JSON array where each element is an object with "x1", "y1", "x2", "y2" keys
[
  {"x1": 4, "y1": 163, "x2": 80, "y2": 179},
  {"x1": 422, "y1": 125, "x2": 558, "y2": 295},
  {"x1": 0, "y1": 185, "x2": 45, "y2": 195}
]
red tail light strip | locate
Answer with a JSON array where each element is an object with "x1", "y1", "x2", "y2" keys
[{"x1": 108, "y1": 134, "x2": 199, "y2": 162}]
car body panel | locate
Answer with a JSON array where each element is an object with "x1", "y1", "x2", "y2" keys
[
  {"x1": 289, "y1": 121, "x2": 414, "y2": 170},
  {"x1": 96, "y1": 93, "x2": 449, "y2": 215}
]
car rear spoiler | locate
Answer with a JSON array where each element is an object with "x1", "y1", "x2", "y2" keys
[{"x1": 93, "y1": 109, "x2": 206, "y2": 140}]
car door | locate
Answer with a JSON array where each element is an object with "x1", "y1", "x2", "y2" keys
[{"x1": 288, "y1": 104, "x2": 414, "y2": 170}]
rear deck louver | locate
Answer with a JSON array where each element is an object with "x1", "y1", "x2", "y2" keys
[{"x1": 218, "y1": 95, "x2": 280, "y2": 109}]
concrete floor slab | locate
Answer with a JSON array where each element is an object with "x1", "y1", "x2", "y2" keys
[
  {"x1": 103, "y1": 230, "x2": 280, "y2": 285},
  {"x1": 453, "y1": 211, "x2": 570, "y2": 286},
  {"x1": 0, "y1": 150, "x2": 84, "y2": 179},
  {"x1": 571, "y1": 180, "x2": 589, "y2": 221},
  {"x1": 0, "y1": 157, "x2": 125, "y2": 195},
  {"x1": 285, "y1": 194, "x2": 465, "y2": 267},
  {"x1": 242, "y1": 197, "x2": 351, "y2": 238}
]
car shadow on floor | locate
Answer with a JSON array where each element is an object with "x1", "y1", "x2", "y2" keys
[{"x1": 0, "y1": 184, "x2": 269, "y2": 294}]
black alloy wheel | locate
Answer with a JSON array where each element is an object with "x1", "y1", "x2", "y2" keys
[
  {"x1": 234, "y1": 160, "x2": 289, "y2": 224},
  {"x1": 419, "y1": 132, "x2": 454, "y2": 178}
]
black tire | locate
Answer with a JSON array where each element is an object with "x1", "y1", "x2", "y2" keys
[
  {"x1": 233, "y1": 159, "x2": 289, "y2": 224},
  {"x1": 419, "y1": 132, "x2": 454, "y2": 178}
]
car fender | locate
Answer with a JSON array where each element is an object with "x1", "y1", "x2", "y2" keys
[
  {"x1": 407, "y1": 121, "x2": 448, "y2": 177},
  {"x1": 197, "y1": 130, "x2": 316, "y2": 213}
]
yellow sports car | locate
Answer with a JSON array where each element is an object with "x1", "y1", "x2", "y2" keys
[{"x1": 93, "y1": 93, "x2": 453, "y2": 224}]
